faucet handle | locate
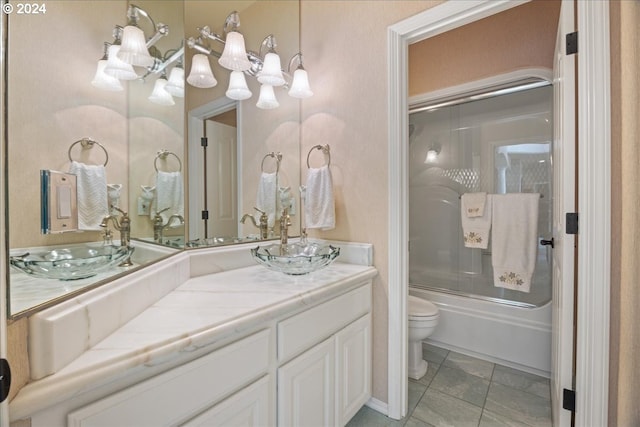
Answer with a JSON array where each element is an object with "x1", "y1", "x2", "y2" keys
[
  {"x1": 253, "y1": 207, "x2": 265, "y2": 215},
  {"x1": 111, "y1": 205, "x2": 128, "y2": 217}
]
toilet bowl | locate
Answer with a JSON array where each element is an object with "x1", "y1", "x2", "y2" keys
[{"x1": 408, "y1": 295, "x2": 440, "y2": 380}]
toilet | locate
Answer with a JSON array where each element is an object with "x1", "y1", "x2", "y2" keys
[{"x1": 408, "y1": 295, "x2": 440, "y2": 380}]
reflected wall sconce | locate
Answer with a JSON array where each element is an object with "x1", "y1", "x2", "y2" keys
[
  {"x1": 186, "y1": 11, "x2": 313, "y2": 109},
  {"x1": 92, "y1": 4, "x2": 185, "y2": 106}
]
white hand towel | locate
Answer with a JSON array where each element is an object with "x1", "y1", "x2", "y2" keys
[
  {"x1": 461, "y1": 192, "x2": 487, "y2": 217},
  {"x1": 154, "y1": 171, "x2": 184, "y2": 225},
  {"x1": 305, "y1": 165, "x2": 335, "y2": 230},
  {"x1": 491, "y1": 193, "x2": 540, "y2": 293},
  {"x1": 461, "y1": 194, "x2": 492, "y2": 249},
  {"x1": 256, "y1": 172, "x2": 278, "y2": 228},
  {"x1": 69, "y1": 161, "x2": 109, "y2": 231}
]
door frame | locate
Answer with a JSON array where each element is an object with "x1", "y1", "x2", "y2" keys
[{"x1": 387, "y1": 0, "x2": 611, "y2": 424}]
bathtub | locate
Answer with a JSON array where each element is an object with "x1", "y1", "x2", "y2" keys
[{"x1": 410, "y1": 285, "x2": 551, "y2": 377}]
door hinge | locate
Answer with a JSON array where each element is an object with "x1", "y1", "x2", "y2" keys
[
  {"x1": 0, "y1": 358, "x2": 11, "y2": 403},
  {"x1": 563, "y1": 388, "x2": 576, "y2": 412},
  {"x1": 566, "y1": 32, "x2": 578, "y2": 55},
  {"x1": 566, "y1": 213, "x2": 579, "y2": 234},
  {"x1": 201, "y1": 136, "x2": 208, "y2": 147},
  {"x1": 201, "y1": 210, "x2": 209, "y2": 220}
]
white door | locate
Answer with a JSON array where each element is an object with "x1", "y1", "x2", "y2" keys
[
  {"x1": 205, "y1": 118, "x2": 238, "y2": 238},
  {"x1": 551, "y1": 1, "x2": 576, "y2": 425}
]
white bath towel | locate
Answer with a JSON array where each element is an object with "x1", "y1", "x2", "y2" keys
[
  {"x1": 461, "y1": 192, "x2": 487, "y2": 217},
  {"x1": 154, "y1": 171, "x2": 184, "y2": 226},
  {"x1": 256, "y1": 172, "x2": 278, "y2": 228},
  {"x1": 305, "y1": 165, "x2": 335, "y2": 230},
  {"x1": 461, "y1": 194, "x2": 492, "y2": 249},
  {"x1": 491, "y1": 193, "x2": 540, "y2": 293},
  {"x1": 68, "y1": 161, "x2": 109, "y2": 231}
]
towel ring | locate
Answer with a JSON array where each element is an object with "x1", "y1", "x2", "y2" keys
[
  {"x1": 154, "y1": 150, "x2": 182, "y2": 172},
  {"x1": 261, "y1": 152, "x2": 282, "y2": 174},
  {"x1": 306, "y1": 144, "x2": 331, "y2": 168},
  {"x1": 67, "y1": 137, "x2": 109, "y2": 166}
]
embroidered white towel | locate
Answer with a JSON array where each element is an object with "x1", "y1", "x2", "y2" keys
[
  {"x1": 154, "y1": 171, "x2": 184, "y2": 225},
  {"x1": 256, "y1": 172, "x2": 278, "y2": 228},
  {"x1": 69, "y1": 161, "x2": 109, "y2": 231},
  {"x1": 305, "y1": 165, "x2": 335, "y2": 230},
  {"x1": 491, "y1": 193, "x2": 540, "y2": 293},
  {"x1": 461, "y1": 192, "x2": 487, "y2": 217},
  {"x1": 461, "y1": 194, "x2": 492, "y2": 249}
]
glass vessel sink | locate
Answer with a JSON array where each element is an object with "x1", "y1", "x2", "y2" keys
[
  {"x1": 10, "y1": 245, "x2": 135, "y2": 280},
  {"x1": 251, "y1": 242, "x2": 340, "y2": 275}
]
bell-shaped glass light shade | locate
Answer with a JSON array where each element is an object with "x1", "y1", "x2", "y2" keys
[
  {"x1": 424, "y1": 149, "x2": 439, "y2": 163},
  {"x1": 226, "y1": 71, "x2": 252, "y2": 100},
  {"x1": 256, "y1": 84, "x2": 279, "y2": 109},
  {"x1": 164, "y1": 66, "x2": 185, "y2": 97},
  {"x1": 92, "y1": 59, "x2": 124, "y2": 91},
  {"x1": 218, "y1": 32, "x2": 252, "y2": 71},
  {"x1": 148, "y1": 78, "x2": 175, "y2": 106},
  {"x1": 104, "y1": 44, "x2": 138, "y2": 80},
  {"x1": 117, "y1": 25, "x2": 155, "y2": 67},
  {"x1": 288, "y1": 68, "x2": 313, "y2": 99},
  {"x1": 187, "y1": 54, "x2": 217, "y2": 88},
  {"x1": 257, "y1": 52, "x2": 285, "y2": 87}
]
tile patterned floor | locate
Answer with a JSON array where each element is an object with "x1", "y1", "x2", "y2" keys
[{"x1": 346, "y1": 344, "x2": 552, "y2": 427}]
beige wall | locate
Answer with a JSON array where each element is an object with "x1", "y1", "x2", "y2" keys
[
  {"x1": 409, "y1": 0, "x2": 559, "y2": 96},
  {"x1": 300, "y1": 0, "x2": 442, "y2": 403},
  {"x1": 609, "y1": 1, "x2": 640, "y2": 425}
]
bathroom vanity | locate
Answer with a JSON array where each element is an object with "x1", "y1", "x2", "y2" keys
[{"x1": 9, "y1": 241, "x2": 375, "y2": 427}]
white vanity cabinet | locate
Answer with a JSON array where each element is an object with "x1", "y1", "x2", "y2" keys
[
  {"x1": 277, "y1": 283, "x2": 372, "y2": 427},
  {"x1": 36, "y1": 280, "x2": 371, "y2": 427},
  {"x1": 67, "y1": 329, "x2": 273, "y2": 427}
]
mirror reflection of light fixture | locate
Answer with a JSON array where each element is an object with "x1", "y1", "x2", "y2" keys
[
  {"x1": 93, "y1": 4, "x2": 185, "y2": 106},
  {"x1": 164, "y1": 65, "x2": 185, "y2": 98},
  {"x1": 287, "y1": 53, "x2": 313, "y2": 99},
  {"x1": 256, "y1": 84, "x2": 279, "y2": 109},
  {"x1": 92, "y1": 43, "x2": 124, "y2": 91},
  {"x1": 148, "y1": 74, "x2": 175, "y2": 106},
  {"x1": 186, "y1": 11, "x2": 314, "y2": 106},
  {"x1": 187, "y1": 54, "x2": 217, "y2": 88},
  {"x1": 425, "y1": 144, "x2": 440, "y2": 163}
]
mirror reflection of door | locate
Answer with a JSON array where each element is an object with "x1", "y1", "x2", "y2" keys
[{"x1": 204, "y1": 110, "x2": 238, "y2": 240}]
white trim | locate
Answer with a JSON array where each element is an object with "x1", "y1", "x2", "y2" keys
[
  {"x1": 187, "y1": 99, "x2": 243, "y2": 241},
  {"x1": 575, "y1": 1, "x2": 610, "y2": 425},
  {"x1": 0, "y1": 9, "x2": 9, "y2": 425},
  {"x1": 364, "y1": 397, "x2": 388, "y2": 416},
  {"x1": 389, "y1": 0, "x2": 611, "y2": 422},
  {"x1": 387, "y1": 0, "x2": 528, "y2": 419}
]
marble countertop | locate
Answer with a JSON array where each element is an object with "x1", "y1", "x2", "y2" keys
[{"x1": 10, "y1": 260, "x2": 377, "y2": 420}]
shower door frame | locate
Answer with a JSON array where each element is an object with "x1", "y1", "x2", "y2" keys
[{"x1": 387, "y1": 0, "x2": 611, "y2": 424}]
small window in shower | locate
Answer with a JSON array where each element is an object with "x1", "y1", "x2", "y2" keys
[{"x1": 408, "y1": 85, "x2": 552, "y2": 307}]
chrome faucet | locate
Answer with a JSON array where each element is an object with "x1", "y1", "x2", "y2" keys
[
  {"x1": 153, "y1": 208, "x2": 184, "y2": 243},
  {"x1": 101, "y1": 206, "x2": 133, "y2": 267},
  {"x1": 240, "y1": 207, "x2": 269, "y2": 239},
  {"x1": 279, "y1": 207, "x2": 291, "y2": 245}
]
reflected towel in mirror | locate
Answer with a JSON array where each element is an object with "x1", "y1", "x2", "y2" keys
[
  {"x1": 154, "y1": 171, "x2": 184, "y2": 225},
  {"x1": 69, "y1": 161, "x2": 109, "y2": 230},
  {"x1": 256, "y1": 172, "x2": 277, "y2": 227}
]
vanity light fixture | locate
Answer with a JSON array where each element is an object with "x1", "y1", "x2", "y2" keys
[
  {"x1": 186, "y1": 11, "x2": 313, "y2": 109},
  {"x1": 93, "y1": 4, "x2": 185, "y2": 106},
  {"x1": 91, "y1": 42, "x2": 124, "y2": 91},
  {"x1": 186, "y1": 53, "x2": 217, "y2": 88}
]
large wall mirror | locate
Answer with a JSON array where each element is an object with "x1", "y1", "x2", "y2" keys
[{"x1": 5, "y1": 0, "x2": 302, "y2": 318}]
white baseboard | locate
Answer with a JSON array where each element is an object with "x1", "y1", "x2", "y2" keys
[{"x1": 365, "y1": 397, "x2": 389, "y2": 417}]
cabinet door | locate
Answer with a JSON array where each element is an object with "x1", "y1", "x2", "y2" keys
[
  {"x1": 181, "y1": 376, "x2": 273, "y2": 427},
  {"x1": 277, "y1": 337, "x2": 335, "y2": 427},
  {"x1": 336, "y1": 314, "x2": 372, "y2": 426}
]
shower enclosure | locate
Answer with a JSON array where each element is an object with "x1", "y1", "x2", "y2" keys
[{"x1": 409, "y1": 85, "x2": 553, "y2": 309}]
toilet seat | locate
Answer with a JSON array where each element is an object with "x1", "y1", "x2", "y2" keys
[{"x1": 408, "y1": 295, "x2": 439, "y2": 319}]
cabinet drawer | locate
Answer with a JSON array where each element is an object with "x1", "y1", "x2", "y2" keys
[
  {"x1": 277, "y1": 282, "x2": 371, "y2": 363},
  {"x1": 68, "y1": 329, "x2": 271, "y2": 427}
]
